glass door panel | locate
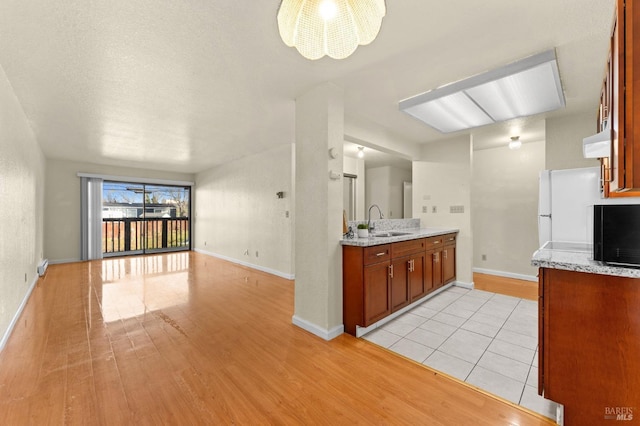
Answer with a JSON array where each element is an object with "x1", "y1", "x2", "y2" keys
[
  {"x1": 143, "y1": 185, "x2": 190, "y2": 253},
  {"x1": 102, "y1": 181, "x2": 191, "y2": 257}
]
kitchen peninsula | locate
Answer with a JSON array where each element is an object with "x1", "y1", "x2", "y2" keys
[
  {"x1": 532, "y1": 244, "x2": 640, "y2": 425},
  {"x1": 342, "y1": 221, "x2": 458, "y2": 337}
]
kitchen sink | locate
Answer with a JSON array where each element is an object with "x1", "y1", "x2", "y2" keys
[{"x1": 371, "y1": 231, "x2": 412, "y2": 237}]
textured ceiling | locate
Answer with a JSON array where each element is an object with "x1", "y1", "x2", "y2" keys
[{"x1": 0, "y1": 0, "x2": 615, "y2": 173}]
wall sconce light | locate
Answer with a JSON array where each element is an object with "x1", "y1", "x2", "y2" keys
[{"x1": 357, "y1": 146, "x2": 365, "y2": 158}]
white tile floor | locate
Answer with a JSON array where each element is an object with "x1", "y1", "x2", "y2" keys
[{"x1": 362, "y1": 286, "x2": 559, "y2": 421}]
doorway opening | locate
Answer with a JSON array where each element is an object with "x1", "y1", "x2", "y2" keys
[{"x1": 102, "y1": 182, "x2": 191, "y2": 257}]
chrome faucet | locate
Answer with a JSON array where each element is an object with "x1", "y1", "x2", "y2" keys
[{"x1": 368, "y1": 204, "x2": 384, "y2": 233}]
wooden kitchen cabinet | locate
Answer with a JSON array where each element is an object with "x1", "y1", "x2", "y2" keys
[
  {"x1": 343, "y1": 244, "x2": 391, "y2": 335},
  {"x1": 425, "y1": 234, "x2": 458, "y2": 291},
  {"x1": 538, "y1": 268, "x2": 640, "y2": 425},
  {"x1": 428, "y1": 248, "x2": 443, "y2": 290},
  {"x1": 443, "y1": 234, "x2": 457, "y2": 284},
  {"x1": 363, "y1": 261, "x2": 391, "y2": 325},
  {"x1": 343, "y1": 232, "x2": 457, "y2": 336},
  {"x1": 409, "y1": 252, "x2": 426, "y2": 302},
  {"x1": 390, "y1": 256, "x2": 410, "y2": 311},
  {"x1": 599, "y1": 0, "x2": 640, "y2": 196},
  {"x1": 390, "y1": 238, "x2": 426, "y2": 310},
  {"x1": 425, "y1": 235, "x2": 444, "y2": 291}
]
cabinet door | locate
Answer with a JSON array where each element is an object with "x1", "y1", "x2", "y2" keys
[
  {"x1": 363, "y1": 262, "x2": 391, "y2": 326},
  {"x1": 443, "y1": 244, "x2": 456, "y2": 284},
  {"x1": 409, "y1": 252, "x2": 426, "y2": 301},
  {"x1": 424, "y1": 250, "x2": 435, "y2": 294},
  {"x1": 432, "y1": 249, "x2": 443, "y2": 289},
  {"x1": 390, "y1": 257, "x2": 410, "y2": 312}
]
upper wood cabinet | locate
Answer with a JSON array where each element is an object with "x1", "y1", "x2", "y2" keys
[{"x1": 601, "y1": 0, "x2": 640, "y2": 196}]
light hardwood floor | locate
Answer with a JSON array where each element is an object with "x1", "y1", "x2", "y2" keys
[
  {"x1": 474, "y1": 272, "x2": 538, "y2": 301},
  {"x1": 0, "y1": 252, "x2": 552, "y2": 425}
]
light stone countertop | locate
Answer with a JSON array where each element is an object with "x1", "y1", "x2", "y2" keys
[
  {"x1": 341, "y1": 227, "x2": 459, "y2": 247},
  {"x1": 531, "y1": 242, "x2": 640, "y2": 279}
]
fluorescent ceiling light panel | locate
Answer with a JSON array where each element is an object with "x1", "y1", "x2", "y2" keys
[
  {"x1": 399, "y1": 50, "x2": 565, "y2": 133},
  {"x1": 402, "y1": 92, "x2": 493, "y2": 133}
]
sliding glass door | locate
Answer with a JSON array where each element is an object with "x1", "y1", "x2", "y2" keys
[{"x1": 102, "y1": 182, "x2": 191, "y2": 257}]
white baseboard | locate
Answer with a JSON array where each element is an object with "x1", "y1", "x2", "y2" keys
[
  {"x1": 453, "y1": 280, "x2": 474, "y2": 290},
  {"x1": 194, "y1": 248, "x2": 295, "y2": 280},
  {"x1": 0, "y1": 274, "x2": 39, "y2": 352},
  {"x1": 292, "y1": 315, "x2": 344, "y2": 341},
  {"x1": 473, "y1": 267, "x2": 537, "y2": 282},
  {"x1": 49, "y1": 258, "x2": 81, "y2": 265}
]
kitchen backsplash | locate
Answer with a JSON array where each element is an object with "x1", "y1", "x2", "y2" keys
[{"x1": 346, "y1": 218, "x2": 420, "y2": 232}]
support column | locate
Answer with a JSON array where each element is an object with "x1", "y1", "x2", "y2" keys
[{"x1": 292, "y1": 83, "x2": 344, "y2": 340}]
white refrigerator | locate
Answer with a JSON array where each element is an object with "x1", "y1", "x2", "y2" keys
[{"x1": 538, "y1": 167, "x2": 602, "y2": 247}]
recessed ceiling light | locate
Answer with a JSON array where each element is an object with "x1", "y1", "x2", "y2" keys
[{"x1": 399, "y1": 50, "x2": 565, "y2": 133}]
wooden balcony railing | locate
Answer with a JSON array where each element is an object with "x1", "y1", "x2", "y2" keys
[{"x1": 103, "y1": 217, "x2": 189, "y2": 254}]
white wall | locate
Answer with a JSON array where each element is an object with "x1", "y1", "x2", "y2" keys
[
  {"x1": 0, "y1": 64, "x2": 46, "y2": 346},
  {"x1": 472, "y1": 141, "x2": 545, "y2": 279},
  {"x1": 294, "y1": 83, "x2": 344, "y2": 339},
  {"x1": 365, "y1": 165, "x2": 412, "y2": 219},
  {"x1": 45, "y1": 159, "x2": 194, "y2": 263},
  {"x1": 343, "y1": 155, "x2": 365, "y2": 220},
  {"x1": 194, "y1": 144, "x2": 294, "y2": 278},
  {"x1": 390, "y1": 167, "x2": 412, "y2": 219},
  {"x1": 366, "y1": 167, "x2": 389, "y2": 217},
  {"x1": 546, "y1": 111, "x2": 600, "y2": 170},
  {"x1": 413, "y1": 136, "x2": 473, "y2": 285}
]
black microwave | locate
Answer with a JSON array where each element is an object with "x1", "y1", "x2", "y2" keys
[{"x1": 594, "y1": 204, "x2": 640, "y2": 265}]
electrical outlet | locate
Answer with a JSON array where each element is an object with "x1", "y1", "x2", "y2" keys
[
  {"x1": 422, "y1": 206, "x2": 427, "y2": 213},
  {"x1": 432, "y1": 206, "x2": 437, "y2": 213},
  {"x1": 244, "y1": 249, "x2": 249, "y2": 256},
  {"x1": 255, "y1": 251, "x2": 259, "y2": 258},
  {"x1": 204, "y1": 241, "x2": 207, "y2": 246},
  {"x1": 450, "y1": 205, "x2": 465, "y2": 213},
  {"x1": 482, "y1": 254, "x2": 487, "y2": 261},
  {"x1": 285, "y1": 211, "x2": 289, "y2": 218}
]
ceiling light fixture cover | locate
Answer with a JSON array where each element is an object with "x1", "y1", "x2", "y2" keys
[
  {"x1": 399, "y1": 50, "x2": 565, "y2": 133},
  {"x1": 277, "y1": 0, "x2": 386, "y2": 60},
  {"x1": 357, "y1": 146, "x2": 365, "y2": 158},
  {"x1": 509, "y1": 136, "x2": 522, "y2": 150}
]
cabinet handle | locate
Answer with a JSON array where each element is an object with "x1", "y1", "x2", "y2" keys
[
  {"x1": 444, "y1": 250, "x2": 448, "y2": 260},
  {"x1": 376, "y1": 252, "x2": 386, "y2": 257},
  {"x1": 408, "y1": 259, "x2": 414, "y2": 272},
  {"x1": 389, "y1": 265, "x2": 394, "y2": 278},
  {"x1": 433, "y1": 240, "x2": 441, "y2": 244},
  {"x1": 434, "y1": 253, "x2": 439, "y2": 263},
  {"x1": 448, "y1": 237, "x2": 455, "y2": 241}
]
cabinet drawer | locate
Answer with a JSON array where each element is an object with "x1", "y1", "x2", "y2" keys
[
  {"x1": 363, "y1": 245, "x2": 391, "y2": 266},
  {"x1": 443, "y1": 233, "x2": 457, "y2": 245},
  {"x1": 426, "y1": 236, "x2": 444, "y2": 248},
  {"x1": 392, "y1": 238, "x2": 425, "y2": 258}
]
